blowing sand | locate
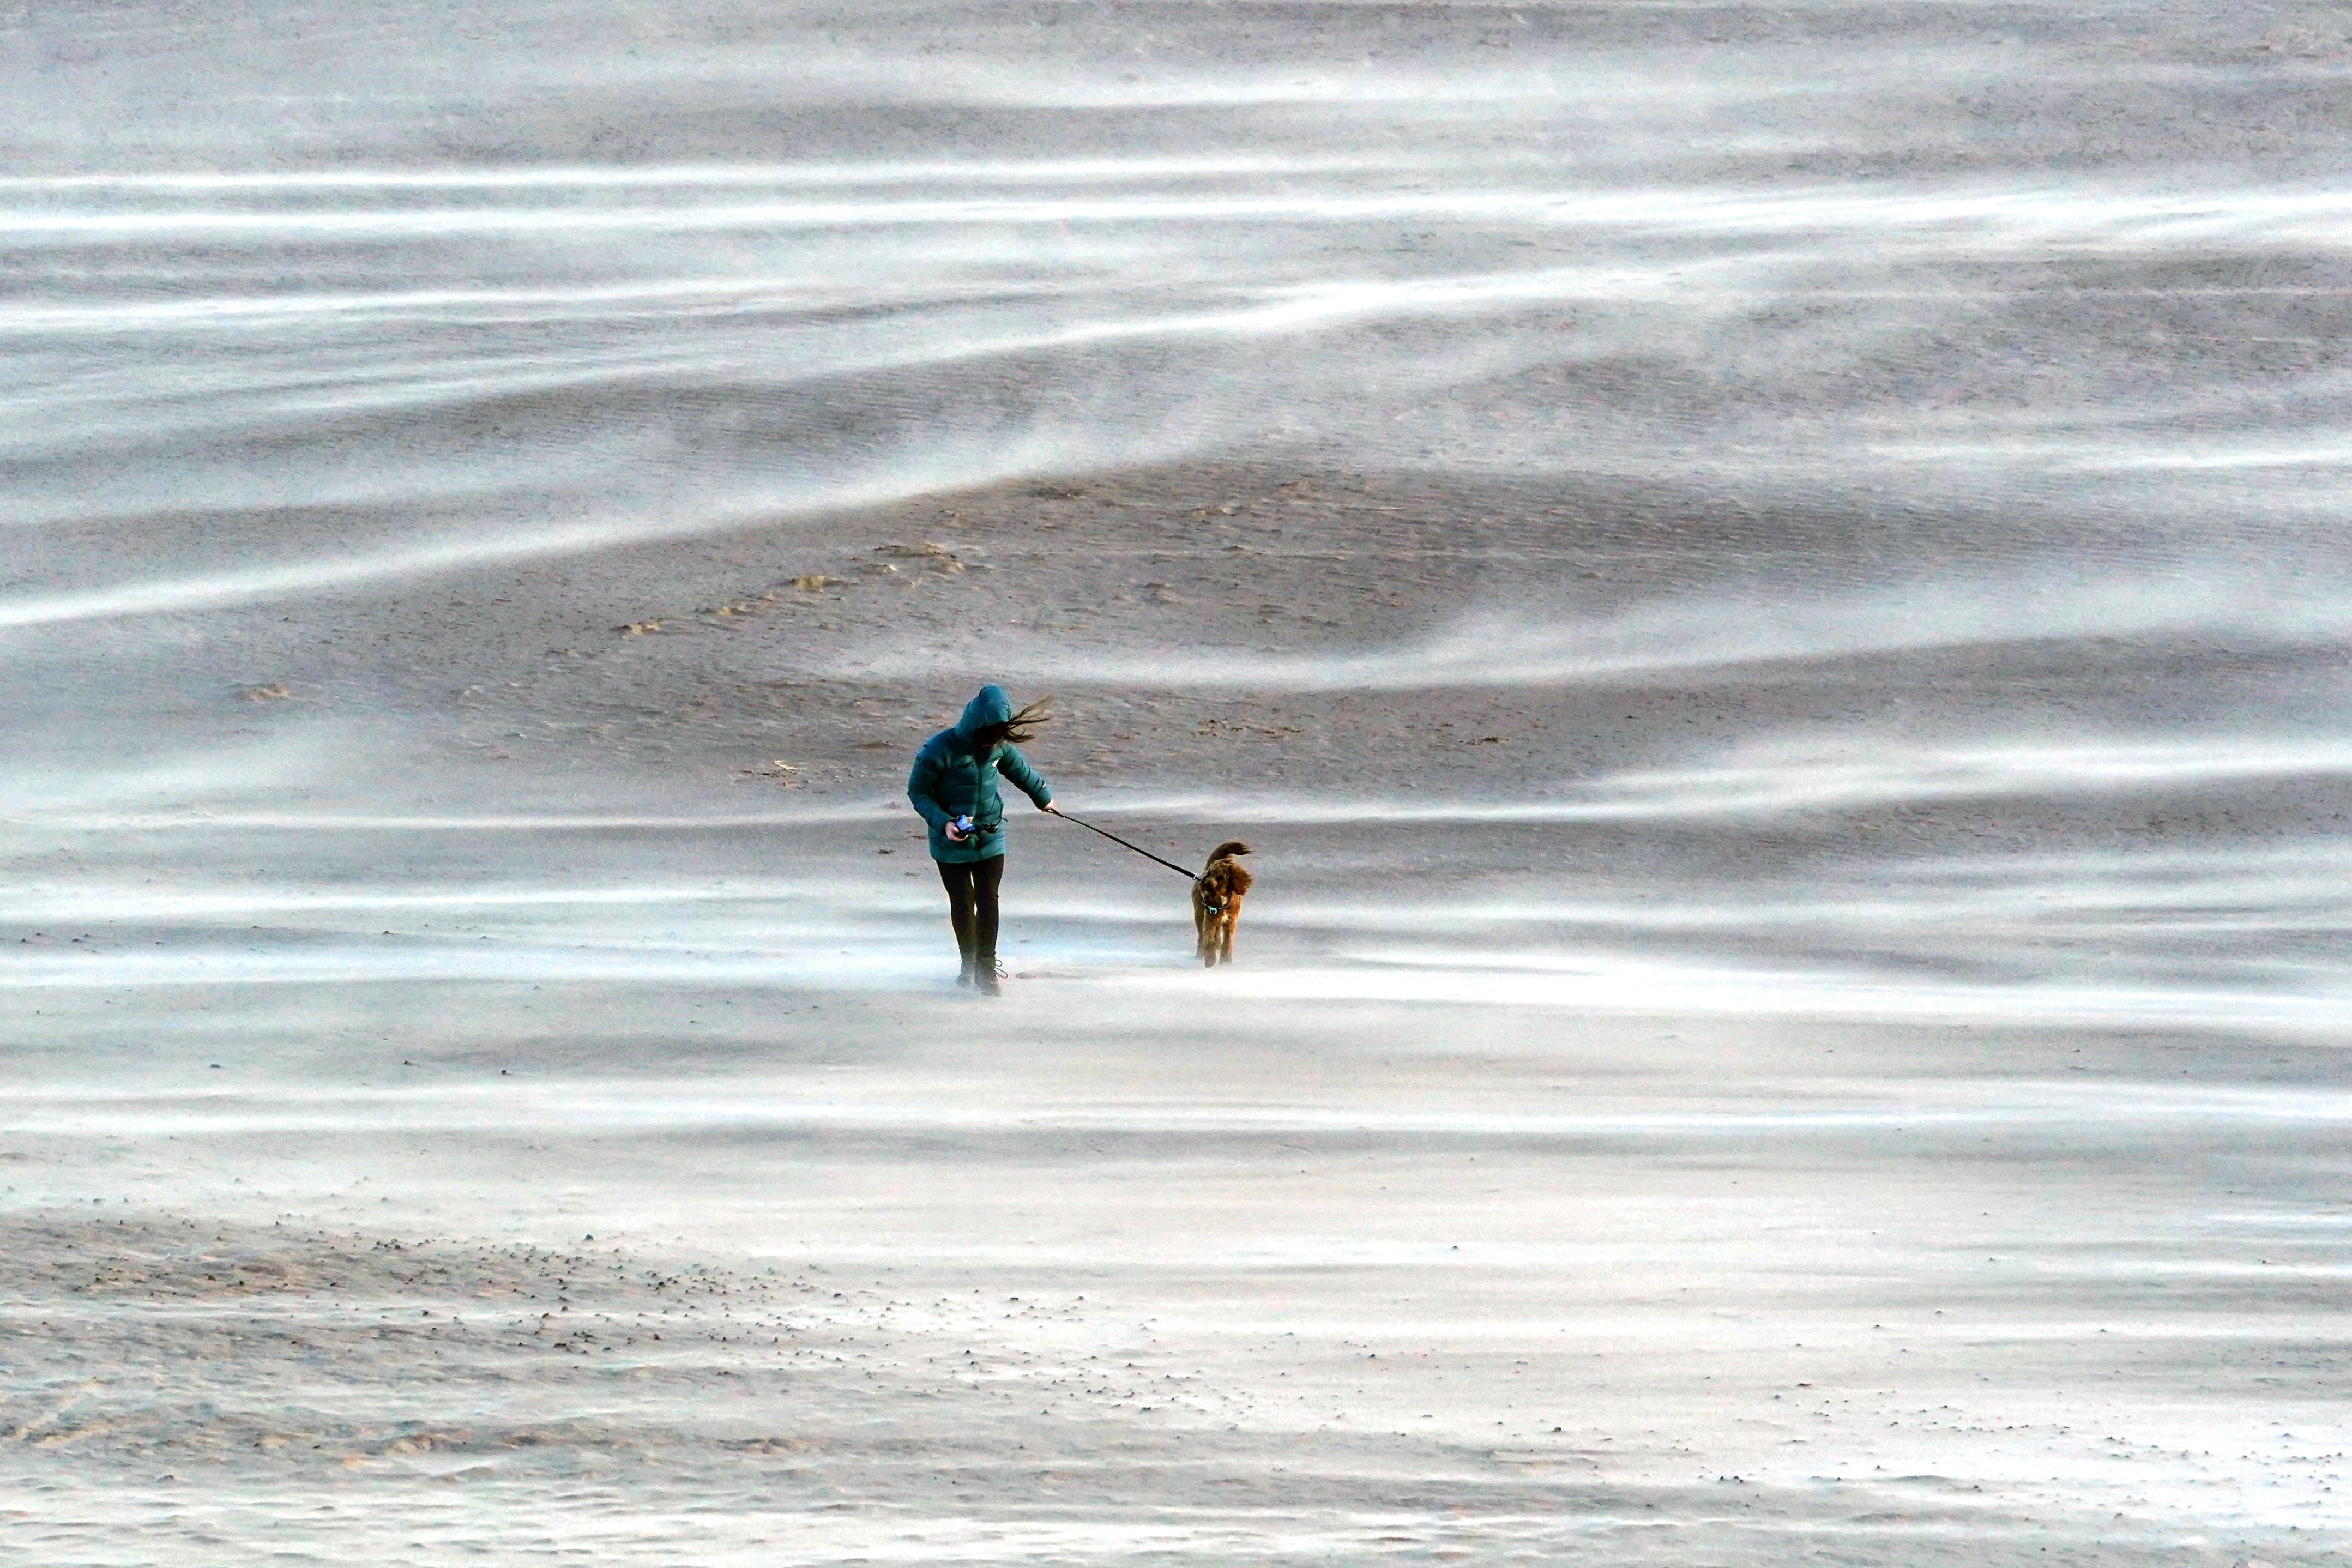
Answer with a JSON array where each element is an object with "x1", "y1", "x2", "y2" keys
[
  {"x1": 6, "y1": 460, "x2": 2349, "y2": 1564},
  {"x1": 10, "y1": 0, "x2": 2352, "y2": 1559}
]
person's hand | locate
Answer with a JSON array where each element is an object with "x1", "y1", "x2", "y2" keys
[
  {"x1": 1039, "y1": 800, "x2": 1060, "y2": 814},
  {"x1": 944, "y1": 821, "x2": 969, "y2": 842}
]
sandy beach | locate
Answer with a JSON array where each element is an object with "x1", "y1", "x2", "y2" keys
[
  {"x1": 8, "y1": 1, "x2": 2352, "y2": 1561},
  {"x1": 9, "y1": 457, "x2": 2351, "y2": 1563}
]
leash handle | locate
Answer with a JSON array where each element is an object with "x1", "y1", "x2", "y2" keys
[{"x1": 1051, "y1": 809, "x2": 1201, "y2": 883}]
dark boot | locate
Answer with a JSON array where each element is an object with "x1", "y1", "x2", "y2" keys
[
  {"x1": 956, "y1": 951, "x2": 976, "y2": 988},
  {"x1": 975, "y1": 956, "x2": 1002, "y2": 997}
]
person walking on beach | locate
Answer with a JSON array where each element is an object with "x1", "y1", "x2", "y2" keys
[{"x1": 907, "y1": 685, "x2": 1056, "y2": 995}]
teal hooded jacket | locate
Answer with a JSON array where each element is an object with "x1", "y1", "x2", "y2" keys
[{"x1": 906, "y1": 685, "x2": 1053, "y2": 863}]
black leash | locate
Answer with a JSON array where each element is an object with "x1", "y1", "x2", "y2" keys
[{"x1": 1051, "y1": 809, "x2": 1201, "y2": 884}]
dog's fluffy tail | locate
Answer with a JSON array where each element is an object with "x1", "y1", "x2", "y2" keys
[{"x1": 1201, "y1": 841, "x2": 1253, "y2": 899}]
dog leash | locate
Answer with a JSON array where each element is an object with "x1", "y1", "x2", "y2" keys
[{"x1": 1050, "y1": 809, "x2": 1203, "y2": 884}]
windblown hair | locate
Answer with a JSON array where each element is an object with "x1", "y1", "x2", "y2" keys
[{"x1": 1003, "y1": 695, "x2": 1053, "y2": 745}]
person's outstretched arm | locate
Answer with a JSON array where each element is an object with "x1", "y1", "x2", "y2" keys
[{"x1": 995, "y1": 744, "x2": 1054, "y2": 810}]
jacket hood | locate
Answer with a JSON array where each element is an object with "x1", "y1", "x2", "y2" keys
[{"x1": 954, "y1": 685, "x2": 1014, "y2": 742}]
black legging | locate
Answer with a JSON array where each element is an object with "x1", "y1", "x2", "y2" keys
[{"x1": 937, "y1": 855, "x2": 1004, "y2": 975}]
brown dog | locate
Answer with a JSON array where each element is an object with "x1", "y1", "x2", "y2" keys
[{"x1": 1192, "y1": 841, "x2": 1253, "y2": 967}]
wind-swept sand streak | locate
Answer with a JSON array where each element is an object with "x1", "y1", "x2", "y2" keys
[
  {"x1": 849, "y1": 573, "x2": 2352, "y2": 690},
  {"x1": 1072, "y1": 734, "x2": 2352, "y2": 818},
  {"x1": 13, "y1": 182, "x2": 2352, "y2": 247},
  {"x1": 11, "y1": 1077, "x2": 2349, "y2": 1140},
  {"x1": 0, "y1": 155, "x2": 1428, "y2": 194},
  {"x1": 1139, "y1": 953, "x2": 2352, "y2": 1033},
  {"x1": 19, "y1": 731, "x2": 2350, "y2": 837},
  {"x1": 0, "y1": 441, "x2": 1172, "y2": 628}
]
